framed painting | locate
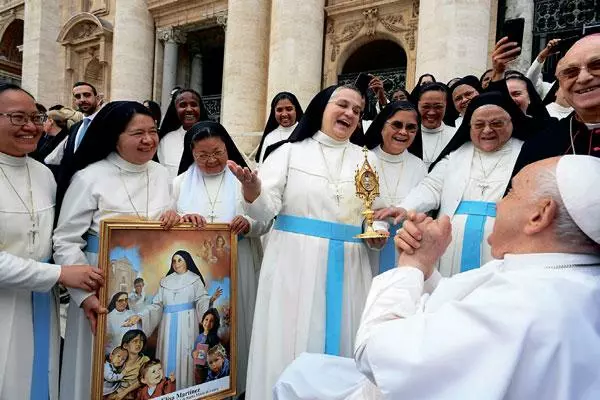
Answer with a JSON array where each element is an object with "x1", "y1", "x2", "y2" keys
[{"x1": 92, "y1": 219, "x2": 237, "y2": 400}]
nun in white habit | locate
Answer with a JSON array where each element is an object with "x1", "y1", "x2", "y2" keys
[
  {"x1": 378, "y1": 91, "x2": 533, "y2": 277},
  {"x1": 0, "y1": 83, "x2": 103, "y2": 400},
  {"x1": 363, "y1": 101, "x2": 427, "y2": 275},
  {"x1": 52, "y1": 101, "x2": 177, "y2": 400},
  {"x1": 172, "y1": 120, "x2": 271, "y2": 392},
  {"x1": 228, "y1": 84, "x2": 388, "y2": 400}
]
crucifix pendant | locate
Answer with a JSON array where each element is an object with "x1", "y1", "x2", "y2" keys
[
  {"x1": 330, "y1": 183, "x2": 343, "y2": 205},
  {"x1": 207, "y1": 210, "x2": 217, "y2": 223},
  {"x1": 27, "y1": 217, "x2": 38, "y2": 254},
  {"x1": 478, "y1": 183, "x2": 490, "y2": 197}
]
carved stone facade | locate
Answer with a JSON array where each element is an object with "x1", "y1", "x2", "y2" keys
[{"x1": 324, "y1": 0, "x2": 419, "y2": 88}]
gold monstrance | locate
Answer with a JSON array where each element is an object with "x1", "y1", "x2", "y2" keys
[{"x1": 354, "y1": 147, "x2": 388, "y2": 239}]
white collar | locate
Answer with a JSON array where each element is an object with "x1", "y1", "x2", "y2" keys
[
  {"x1": 374, "y1": 145, "x2": 405, "y2": 163},
  {"x1": 473, "y1": 137, "x2": 514, "y2": 156},
  {"x1": 107, "y1": 152, "x2": 149, "y2": 173},
  {"x1": 421, "y1": 123, "x2": 445, "y2": 134},
  {"x1": 502, "y1": 253, "x2": 600, "y2": 271},
  {"x1": 276, "y1": 123, "x2": 297, "y2": 134},
  {"x1": 313, "y1": 130, "x2": 349, "y2": 148},
  {"x1": 585, "y1": 122, "x2": 600, "y2": 130},
  {"x1": 0, "y1": 151, "x2": 27, "y2": 166}
]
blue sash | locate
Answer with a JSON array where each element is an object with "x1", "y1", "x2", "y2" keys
[
  {"x1": 455, "y1": 201, "x2": 496, "y2": 272},
  {"x1": 274, "y1": 214, "x2": 362, "y2": 355},
  {"x1": 379, "y1": 223, "x2": 400, "y2": 274},
  {"x1": 164, "y1": 302, "x2": 195, "y2": 375},
  {"x1": 30, "y1": 258, "x2": 52, "y2": 400},
  {"x1": 85, "y1": 233, "x2": 99, "y2": 254}
]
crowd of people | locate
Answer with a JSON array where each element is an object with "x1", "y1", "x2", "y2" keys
[{"x1": 0, "y1": 31, "x2": 599, "y2": 400}]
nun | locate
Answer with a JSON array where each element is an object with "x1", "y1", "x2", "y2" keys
[
  {"x1": 364, "y1": 101, "x2": 427, "y2": 274},
  {"x1": 378, "y1": 92, "x2": 531, "y2": 277},
  {"x1": 53, "y1": 101, "x2": 177, "y2": 400},
  {"x1": 415, "y1": 82, "x2": 458, "y2": 169},
  {"x1": 157, "y1": 88, "x2": 210, "y2": 182},
  {"x1": 449, "y1": 75, "x2": 482, "y2": 127},
  {"x1": 172, "y1": 121, "x2": 271, "y2": 392},
  {"x1": 254, "y1": 92, "x2": 304, "y2": 165},
  {"x1": 228, "y1": 84, "x2": 387, "y2": 400}
]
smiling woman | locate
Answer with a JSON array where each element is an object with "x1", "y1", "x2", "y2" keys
[{"x1": 227, "y1": 84, "x2": 388, "y2": 400}]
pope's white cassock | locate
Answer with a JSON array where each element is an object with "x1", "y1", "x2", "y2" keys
[
  {"x1": 243, "y1": 131, "x2": 386, "y2": 400},
  {"x1": 172, "y1": 164, "x2": 270, "y2": 392},
  {"x1": 370, "y1": 146, "x2": 426, "y2": 275},
  {"x1": 157, "y1": 126, "x2": 185, "y2": 183},
  {"x1": 257, "y1": 123, "x2": 297, "y2": 165},
  {"x1": 274, "y1": 253, "x2": 600, "y2": 400},
  {"x1": 0, "y1": 153, "x2": 61, "y2": 400},
  {"x1": 400, "y1": 138, "x2": 523, "y2": 276},
  {"x1": 420, "y1": 122, "x2": 456, "y2": 169},
  {"x1": 53, "y1": 152, "x2": 171, "y2": 400},
  {"x1": 140, "y1": 269, "x2": 211, "y2": 390}
]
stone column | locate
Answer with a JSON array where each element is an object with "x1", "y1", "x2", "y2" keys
[
  {"x1": 415, "y1": 0, "x2": 492, "y2": 84},
  {"x1": 190, "y1": 53, "x2": 203, "y2": 95},
  {"x1": 505, "y1": 0, "x2": 535, "y2": 73},
  {"x1": 220, "y1": 0, "x2": 270, "y2": 152},
  {"x1": 111, "y1": 0, "x2": 154, "y2": 101},
  {"x1": 266, "y1": 0, "x2": 326, "y2": 110},
  {"x1": 22, "y1": 0, "x2": 63, "y2": 106},
  {"x1": 158, "y1": 27, "x2": 186, "y2": 110}
]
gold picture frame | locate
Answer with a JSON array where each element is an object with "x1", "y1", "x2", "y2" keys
[{"x1": 93, "y1": 219, "x2": 237, "y2": 400}]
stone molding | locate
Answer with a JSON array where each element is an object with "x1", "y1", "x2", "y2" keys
[
  {"x1": 0, "y1": 2, "x2": 23, "y2": 42},
  {"x1": 157, "y1": 26, "x2": 187, "y2": 44}
]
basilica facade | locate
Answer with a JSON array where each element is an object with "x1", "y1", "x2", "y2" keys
[{"x1": 1, "y1": 0, "x2": 597, "y2": 152}]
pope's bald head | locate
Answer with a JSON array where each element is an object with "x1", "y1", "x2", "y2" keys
[{"x1": 558, "y1": 33, "x2": 600, "y2": 69}]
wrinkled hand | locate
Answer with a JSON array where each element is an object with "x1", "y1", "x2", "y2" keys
[
  {"x1": 227, "y1": 160, "x2": 261, "y2": 203},
  {"x1": 394, "y1": 211, "x2": 429, "y2": 255},
  {"x1": 183, "y1": 213, "x2": 207, "y2": 228},
  {"x1": 373, "y1": 206, "x2": 408, "y2": 225},
  {"x1": 538, "y1": 38, "x2": 561, "y2": 61},
  {"x1": 231, "y1": 215, "x2": 250, "y2": 235},
  {"x1": 81, "y1": 295, "x2": 107, "y2": 335},
  {"x1": 364, "y1": 231, "x2": 390, "y2": 249},
  {"x1": 160, "y1": 209, "x2": 183, "y2": 230},
  {"x1": 210, "y1": 287, "x2": 223, "y2": 304},
  {"x1": 122, "y1": 314, "x2": 141, "y2": 327},
  {"x1": 59, "y1": 265, "x2": 104, "y2": 291},
  {"x1": 369, "y1": 76, "x2": 388, "y2": 105},
  {"x1": 398, "y1": 215, "x2": 453, "y2": 279},
  {"x1": 492, "y1": 37, "x2": 521, "y2": 80}
]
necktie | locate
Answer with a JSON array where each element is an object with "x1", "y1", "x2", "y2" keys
[{"x1": 74, "y1": 117, "x2": 91, "y2": 151}]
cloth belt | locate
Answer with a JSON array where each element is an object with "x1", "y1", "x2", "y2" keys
[
  {"x1": 31, "y1": 257, "x2": 52, "y2": 400},
  {"x1": 274, "y1": 214, "x2": 362, "y2": 355},
  {"x1": 85, "y1": 233, "x2": 99, "y2": 254},
  {"x1": 379, "y1": 223, "x2": 400, "y2": 274},
  {"x1": 455, "y1": 201, "x2": 496, "y2": 272},
  {"x1": 164, "y1": 302, "x2": 195, "y2": 376}
]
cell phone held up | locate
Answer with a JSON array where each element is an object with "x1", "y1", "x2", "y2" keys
[{"x1": 502, "y1": 18, "x2": 525, "y2": 56}]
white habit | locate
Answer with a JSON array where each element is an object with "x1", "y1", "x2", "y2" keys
[
  {"x1": 0, "y1": 153, "x2": 61, "y2": 399},
  {"x1": 53, "y1": 152, "x2": 171, "y2": 400},
  {"x1": 243, "y1": 131, "x2": 385, "y2": 400},
  {"x1": 257, "y1": 123, "x2": 297, "y2": 165},
  {"x1": 274, "y1": 253, "x2": 600, "y2": 400},
  {"x1": 370, "y1": 146, "x2": 427, "y2": 274},
  {"x1": 172, "y1": 165, "x2": 271, "y2": 392},
  {"x1": 420, "y1": 123, "x2": 457, "y2": 169},
  {"x1": 140, "y1": 270, "x2": 211, "y2": 390},
  {"x1": 157, "y1": 126, "x2": 186, "y2": 183},
  {"x1": 105, "y1": 308, "x2": 141, "y2": 354},
  {"x1": 400, "y1": 138, "x2": 522, "y2": 276}
]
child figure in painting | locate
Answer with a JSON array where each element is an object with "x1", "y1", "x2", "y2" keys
[
  {"x1": 103, "y1": 346, "x2": 129, "y2": 397},
  {"x1": 192, "y1": 308, "x2": 221, "y2": 384},
  {"x1": 135, "y1": 359, "x2": 176, "y2": 400},
  {"x1": 107, "y1": 330, "x2": 150, "y2": 400},
  {"x1": 206, "y1": 344, "x2": 230, "y2": 382}
]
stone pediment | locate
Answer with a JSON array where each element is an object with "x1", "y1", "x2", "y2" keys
[{"x1": 57, "y1": 12, "x2": 112, "y2": 45}]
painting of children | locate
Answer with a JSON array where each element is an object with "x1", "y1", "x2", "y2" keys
[
  {"x1": 206, "y1": 344, "x2": 230, "y2": 383},
  {"x1": 135, "y1": 359, "x2": 176, "y2": 400},
  {"x1": 103, "y1": 346, "x2": 128, "y2": 397}
]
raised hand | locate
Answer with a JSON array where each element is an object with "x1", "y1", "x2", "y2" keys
[
  {"x1": 394, "y1": 211, "x2": 429, "y2": 255},
  {"x1": 227, "y1": 160, "x2": 261, "y2": 203},
  {"x1": 59, "y1": 265, "x2": 104, "y2": 291},
  {"x1": 492, "y1": 36, "x2": 521, "y2": 80}
]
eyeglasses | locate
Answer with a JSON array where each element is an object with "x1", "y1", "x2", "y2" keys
[
  {"x1": 556, "y1": 58, "x2": 600, "y2": 81},
  {"x1": 471, "y1": 119, "x2": 511, "y2": 131},
  {"x1": 193, "y1": 150, "x2": 226, "y2": 161},
  {"x1": 385, "y1": 121, "x2": 418, "y2": 133},
  {"x1": 0, "y1": 112, "x2": 47, "y2": 126}
]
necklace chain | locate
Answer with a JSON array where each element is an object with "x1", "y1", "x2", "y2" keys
[
  {"x1": 202, "y1": 172, "x2": 225, "y2": 223},
  {"x1": 423, "y1": 131, "x2": 442, "y2": 164},
  {"x1": 476, "y1": 150, "x2": 505, "y2": 197},
  {"x1": 119, "y1": 167, "x2": 149, "y2": 219},
  {"x1": 318, "y1": 142, "x2": 348, "y2": 205},
  {"x1": 379, "y1": 157, "x2": 404, "y2": 204}
]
